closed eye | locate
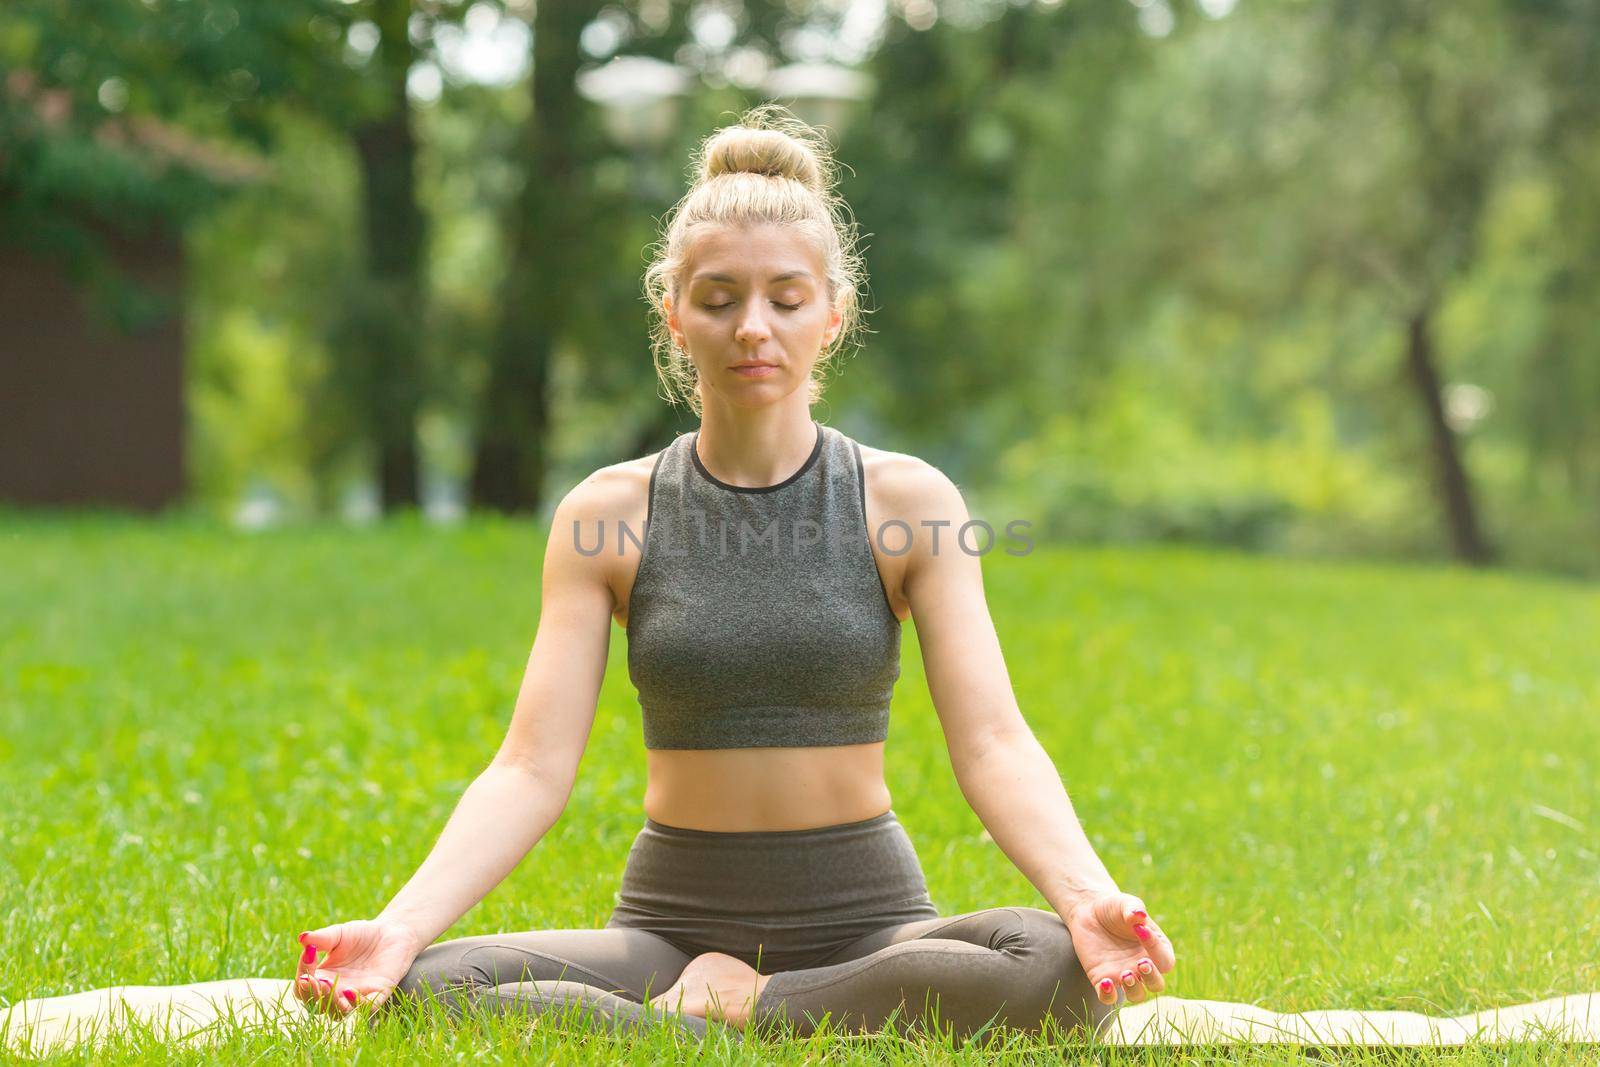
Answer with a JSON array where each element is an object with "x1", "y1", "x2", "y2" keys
[{"x1": 702, "y1": 302, "x2": 803, "y2": 312}]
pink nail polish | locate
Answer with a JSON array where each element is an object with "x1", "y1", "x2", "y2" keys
[
  {"x1": 1132, "y1": 910, "x2": 1148, "y2": 922},
  {"x1": 1134, "y1": 923, "x2": 1151, "y2": 940},
  {"x1": 300, "y1": 944, "x2": 316, "y2": 965},
  {"x1": 298, "y1": 932, "x2": 310, "y2": 945},
  {"x1": 343, "y1": 990, "x2": 357, "y2": 1004},
  {"x1": 1098, "y1": 979, "x2": 1113, "y2": 994}
]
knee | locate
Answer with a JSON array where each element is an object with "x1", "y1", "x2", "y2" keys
[
  {"x1": 395, "y1": 939, "x2": 497, "y2": 1004},
  {"x1": 1003, "y1": 907, "x2": 1107, "y2": 1031},
  {"x1": 1003, "y1": 907, "x2": 1076, "y2": 975}
]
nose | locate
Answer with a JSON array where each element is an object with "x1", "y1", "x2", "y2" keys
[{"x1": 734, "y1": 300, "x2": 773, "y2": 346}]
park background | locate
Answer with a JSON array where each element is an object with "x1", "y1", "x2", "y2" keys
[{"x1": 3, "y1": 0, "x2": 1599, "y2": 1060}]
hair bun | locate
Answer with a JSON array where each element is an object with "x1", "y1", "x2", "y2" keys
[{"x1": 697, "y1": 118, "x2": 828, "y2": 194}]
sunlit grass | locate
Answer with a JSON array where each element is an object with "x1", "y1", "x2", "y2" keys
[{"x1": 2, "y1": 514, "x2": 1596, "y2": 1062}]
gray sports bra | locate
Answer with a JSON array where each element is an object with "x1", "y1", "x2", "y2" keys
[{"x1": 625, "y1": 420, "x2": 902, "y2": 750}]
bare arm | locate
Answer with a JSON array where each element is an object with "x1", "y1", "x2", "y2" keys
[
  {"x1": 890, "y1": 461, "x2": 1116, "y2": 920},
  {"x1": 295, "y1": 472, "x2": 640, "y2": 1014},
  {"x1": 373, "y1": 477, "x2": 619, "y2": 952},
  {"x1": 887, "y1": 458, "x2": 1175, "y2": 1003}
]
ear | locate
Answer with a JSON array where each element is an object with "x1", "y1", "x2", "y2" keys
[
  {"x1": 823, "y1": 303, "x2": 843, "y2": 348},
  {"x1": 663, "y1": 294, "x2": 684, "y2": 349}
]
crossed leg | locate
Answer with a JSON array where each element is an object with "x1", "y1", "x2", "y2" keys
[
  {"x1": 391, "y1": 927, "x2": 720, "y2": 1038},
  {"x1": 397, "y1": 907, "x2": 1112, "y2": 1043},
  {"x1": 745, "y1": 905, "x2": 1114, "y2": 1039}
]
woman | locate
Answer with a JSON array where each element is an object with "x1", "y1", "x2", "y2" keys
[{"x1": 290, "y1": 105, "x2": 1177, "y2": 1041}]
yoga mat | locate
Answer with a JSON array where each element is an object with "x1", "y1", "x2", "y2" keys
[
  {"x1": 1096, "y1": 992, "x2": 1600, "y2": 1046},
  {"x1": 4, "y1": 979, "x2": 1598, "y2": 1055}
]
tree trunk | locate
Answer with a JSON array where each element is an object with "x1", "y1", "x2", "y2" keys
[
  {"x1": 348, "y1": 0, "x2": 425, "y2": 512},
  {"x1": 1404, "y1": 307, "x2": 1492, "y2": 565},
  {"x1": 469, "y1": 0, "x2": 601, "y2": 513}
]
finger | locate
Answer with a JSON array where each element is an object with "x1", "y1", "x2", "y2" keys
[
  {"x1": 293, "y1": 942, "x2": 323, "y2": 1007},
  {"x1": 345, "y1": 985, "x2": 392, "y2": 1013},
  {"x1": 296, "y1": 941, "x2": 318, "y2": 982},
  {"x1": 1136, "y1": 957, "x2": 1166, "y2": 994},
  {"x1": 1093, "y1": 975, "x2": 1119, "y2": 1005},
  {"x1": 301, "y1": 924, "x2": 346, "y2": 959},
  {"x1": 1142, "y1": 925, "x2": 1177, "y2": 972},
  {"x1": 325, "y1": 972, "x2": 346, "y2": 1011},
  {"x1": 295, "y1": 973, "x2": 335, "y2": 1013},
  {"x1": 1123, "y1": 897, "x2": 1150, "y2": 935},
  {"x1": 337, "y1": 988, "x2": 360, "y2": 1015}
]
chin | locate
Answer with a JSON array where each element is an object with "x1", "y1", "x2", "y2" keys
[{"x1": 716, "y1": 380, "x2": 801, "y2": 408}]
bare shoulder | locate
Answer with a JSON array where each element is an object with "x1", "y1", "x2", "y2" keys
[
  {"x1": 544, "y1": 450, "x2": 660, "y2": 601},
  {"x1": 555, "y1": 451, "x2": 658, "y2": 527},
  {"x1": 856, "y1": 442, "x2": 971, "y2": 529},
  {"x1": 855, "y1": 442, "x2": 975, "y2": 616}
]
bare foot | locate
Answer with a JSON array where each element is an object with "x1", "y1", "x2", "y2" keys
[{"x1": 649, "y1": 952, "x2": 773, "y2": 1027}]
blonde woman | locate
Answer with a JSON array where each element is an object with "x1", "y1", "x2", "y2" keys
[{"x1": 283, "y1": 105, "x2": 1173, "y2": 1040}]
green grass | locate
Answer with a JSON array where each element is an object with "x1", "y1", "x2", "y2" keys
[{"x1": 1, "y1": 514, "x2": 1596, "y2": 1063}]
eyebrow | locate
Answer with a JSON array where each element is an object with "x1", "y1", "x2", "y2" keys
[{"x1": 690, "y1": 270, "x2": 815, "y2": 285}]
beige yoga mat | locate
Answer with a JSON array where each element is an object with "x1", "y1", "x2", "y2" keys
[
  {"x1": 4, "y1": 979, "x2": 1597, "y2": 1055},
  {"x1": 1, "y1": 979, "x2": 341, "y2": 1056},
  {"x1": 1095, "y1": 992, "x2": 1600, "y2": 1046}
]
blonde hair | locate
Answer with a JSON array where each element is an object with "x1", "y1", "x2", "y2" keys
[{"x1": 643, "y1": 103, "x2": 869, "y2": 416}]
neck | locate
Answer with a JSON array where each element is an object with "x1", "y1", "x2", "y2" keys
[{"x1": 694, "y1": 401, "x2": 816, "y2": 489}]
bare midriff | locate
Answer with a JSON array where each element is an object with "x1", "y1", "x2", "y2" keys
[{"x1": 643, "y1": 743, "x2": 892, "y2": 832}]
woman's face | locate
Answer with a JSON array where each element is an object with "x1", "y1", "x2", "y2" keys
[{"x1": 666, "y1": 223, "x2": 842, "y2": 409}]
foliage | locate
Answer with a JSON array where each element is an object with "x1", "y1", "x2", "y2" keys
[
  {"x1": 985, "y1": 368, "x2": 1409, "y2": 554},
  {"x1": 4, "y1": 0, "x2": 1599, "y2": 573}
]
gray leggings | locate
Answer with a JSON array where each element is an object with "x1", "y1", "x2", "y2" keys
[{"x1": 391, "y1": 811, "x2": 1116, "y2": 1041}]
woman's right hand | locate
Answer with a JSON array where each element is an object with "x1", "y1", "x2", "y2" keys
[{"x1": 294, "y1": 918, "x2": 423, "y2": 1016}]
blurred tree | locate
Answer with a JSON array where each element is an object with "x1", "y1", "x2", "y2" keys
[
  {"x1": 837, "y1": 0, "x2": 1156, "y2": 478},
  {"x1": 468, "y1": 0, "x2": 606, "y2": 513},
  {"x1": 1311, "y1": 0, "x2": 1524, "y2": 565},
  {"x1": 0, "y1": 0, "x2": 504, "y2": 513},
  {"x1": 1013, "y1": 0, "x2": 1535, "y2": 566},
  {"x1": 333, "y1": 0, "x2": 428, "y2": 511},
  {"x1": 1503, "y1": 0, "x2": 1600, "y2": 534},
  {"x1": 0, "y1": 0, "x2": 348, "y2": 310}
]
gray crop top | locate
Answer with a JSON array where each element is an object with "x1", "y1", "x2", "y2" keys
[{"x1": 625, "y1": 420, "x2": 902, "y2": 750}]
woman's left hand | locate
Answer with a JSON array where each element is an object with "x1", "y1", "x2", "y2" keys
[{"x1": 1062, "y1": 890, "x2": 1176, "y2": 1006}]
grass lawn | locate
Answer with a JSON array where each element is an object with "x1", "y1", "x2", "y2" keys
[{"x1": 1, "y1": 515, "x2": 1596, "y2": 1063}]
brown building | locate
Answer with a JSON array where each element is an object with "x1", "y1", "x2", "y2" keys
[{"x1": 0, "y1": 222, "x2": 188, "y2": 510}]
